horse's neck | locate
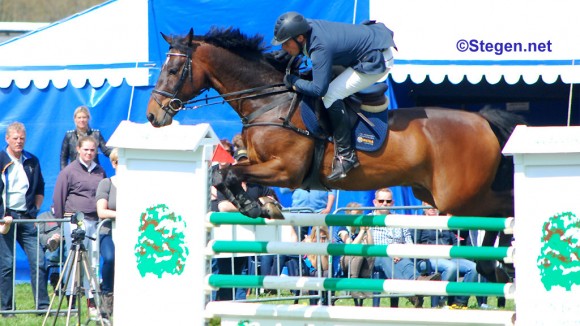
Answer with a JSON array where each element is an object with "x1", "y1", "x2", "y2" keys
[{"x1": 205, "y1": 45, "x2": 280, "y2": 95}]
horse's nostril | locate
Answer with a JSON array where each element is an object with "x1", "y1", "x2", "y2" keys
[{"x1": 147, "y1": 113, "x2": 154, "y2": 122}]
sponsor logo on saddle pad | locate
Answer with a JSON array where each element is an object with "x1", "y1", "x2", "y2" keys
[
  {"x1": 134, "y1": 204, "x2": 189, "y2": 278},
  {"x1": 537, "y1": 211, "x2": 580, "y2": 291},
  {"x1": 356, "y1": 133, "x2": 376, "y2": 146}
]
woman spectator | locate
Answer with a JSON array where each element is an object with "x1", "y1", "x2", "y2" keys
[
  {"x1": 53, "y1": 135, "x2": 106, "y2": 319},
  {"x1": 339, "y1": 203, "x2": 375, "y2": 305},
  {"x1": 60, "y1": 105, "x2": 111, "y2": 170},
  {"x1": 303, "y1": 226, "x2": 330, "y2": 305},
  {"x1": 96, "y1": 148, "x2": 119, "y2": 319}
]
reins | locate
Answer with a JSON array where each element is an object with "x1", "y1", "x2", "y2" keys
[
  {"x1": 181, "y1": 83, "x2": 288, "y2": 110},
  {"x1": 152, "y1": 49, "x2": 322, "y2": 139}
]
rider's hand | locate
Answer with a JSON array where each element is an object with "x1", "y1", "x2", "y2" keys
[{"x1": 283, "y1": 74, "x2": 298, "y2": 90}]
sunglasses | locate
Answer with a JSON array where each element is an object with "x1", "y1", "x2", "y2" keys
[{"x1": 377, "y1": 199, "x2": 392, "y2": 204}]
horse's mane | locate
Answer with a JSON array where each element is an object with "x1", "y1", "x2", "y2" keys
[
  {"x1": 200, "y1": 27, "x2": 270, "y2": 62},
  {"x1": 200, "y1": 27, "x2": 288, "y2": 72}
]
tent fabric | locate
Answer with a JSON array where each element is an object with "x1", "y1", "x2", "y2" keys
[
  {"x1": 371, "y1": 0, "x2": 580, "y2": 85},
  {"x1": 1, "y1": 0, "x2": 424, "y2": 282},
  {"x1": 0, "y1": 0, "x2": 151, "y2": 89}
]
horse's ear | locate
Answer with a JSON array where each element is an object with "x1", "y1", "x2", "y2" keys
[
  {"x1": 187, "y1": 28, "x2": 194, "y2": 47},
  {"x1": 161, "y1": 32, "x2": 172, "y2": 44}
]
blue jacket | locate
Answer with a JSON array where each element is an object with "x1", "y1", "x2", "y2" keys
[
  {"x1": 0, "y1": 149, "x2": 45, "y2": 218},
  {"x1": 292, "y1": 19, "x2": 396, "y2": 98}
]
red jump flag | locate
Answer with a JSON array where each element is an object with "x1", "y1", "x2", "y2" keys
[{"x1": 211, "y1": 144, "x2": 235, "y2": 164}]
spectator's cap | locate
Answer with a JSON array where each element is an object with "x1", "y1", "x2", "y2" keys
[{"x1": 234, "y1": 149, "x2": 248, "y2": 161}]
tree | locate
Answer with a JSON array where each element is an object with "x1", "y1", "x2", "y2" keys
[{"x1": 0, "y1": 0, "x2": 104, "y2": 22}]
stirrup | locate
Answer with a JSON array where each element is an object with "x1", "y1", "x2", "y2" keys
[{"x1": 327, "y1": 155, "x2": 360, "y2": 181}]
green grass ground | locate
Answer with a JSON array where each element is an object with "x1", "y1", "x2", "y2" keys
[
  {"x1": 5, "y1": 284, "x2": 514, "y2": 326},
  {"x1": 0, "y1": 284, "x2": 98, "y2": 326}
]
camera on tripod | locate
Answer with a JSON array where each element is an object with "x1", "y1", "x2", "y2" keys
[{"x1": 69, "y1": 211, "x2": 86, "y2": 244}]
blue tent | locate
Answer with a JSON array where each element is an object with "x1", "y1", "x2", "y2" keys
[{"x1": 0, "y1": 0, "x2": 421, "y2": 281}]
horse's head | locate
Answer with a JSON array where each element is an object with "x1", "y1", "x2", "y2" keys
[{"x1": 147, "y1": 28, "x2": 208, "y2": 127}]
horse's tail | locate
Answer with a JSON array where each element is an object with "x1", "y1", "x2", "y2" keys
[
  {"x1": 478, "y1": 107, "x2": 527, "y2": 148},
  {"x1": 478, "y1": 107, "x2": 527, "y2": 192}
]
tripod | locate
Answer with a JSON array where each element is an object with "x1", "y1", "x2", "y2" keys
[{"x1": 42, "y1": 220, "x2": 106, "y2": 326}]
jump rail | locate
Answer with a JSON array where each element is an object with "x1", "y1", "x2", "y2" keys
[
  {"x1": 208, "y1": 240, "x2": 515, "y2": 262},
  {"x1": 206, "y1": 212, "x2": 517, "y2": 326},
  {"x1": 207, "y1": 212, "x2": 515, "y2": 234}
]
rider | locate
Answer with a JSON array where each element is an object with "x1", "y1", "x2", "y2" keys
[{"x1": 272, "y1": 12, "x2": 396, "y2": 181}]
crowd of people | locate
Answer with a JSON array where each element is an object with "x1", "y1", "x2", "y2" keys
[{"x1": 0, "y1": 106, "x2": 116, "y2": 322}]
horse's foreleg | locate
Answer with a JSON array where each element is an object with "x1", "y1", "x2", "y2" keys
[
  {"x1": 212, "y1": 167, "x2": 282, "y2": 219},
  {"x1": 212, "y1": 168, "x2": 262, "y2": 218}
]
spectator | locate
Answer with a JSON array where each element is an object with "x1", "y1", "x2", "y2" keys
[
  {"x1": 60, "y1": 105, "x2": 111, "y2": 170},
  {"x1": 370, "y1": 188, "x2": 441, "y2": 308},
  {"x1": 95, "y1": 148, "x2": 119, "y2": 320},
  {"x1": 415, "y1": 202, "x2": 480, "y2": 309},
  {"x1": 53, "y1": 135, "x2": 106, "y2": 319},
  {"x1": 0, "y1": 216, "x2": 12, "y2": 235},
  {"x1": 302, "y1": 226, "x2": 330, "y2": 305},
  {"x1": 281, "y1": 188, "x2": 337, "y2": 240},
  {"x1": 209, "y1": 139, "x2": 234, "y2": 212},
  {"x1": 339, "y1": 203, "x2": 375, "y2": 305},
  {"x1": 0, "y1": 122, "x2": 49, "y2": 317},
  {"x1": 231, "y1": 133, "x2": 245, "y2": 153},
  {"x1": 37, "y1": 205, "x2": 64, "y2": 293}
]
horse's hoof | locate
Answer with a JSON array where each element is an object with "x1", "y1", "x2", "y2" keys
[{"x1": 263, "y1": 202, "x2": 284, "y2": 220}]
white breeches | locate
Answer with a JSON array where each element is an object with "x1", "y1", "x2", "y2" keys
[{"x1": 322, "y1": 47, "x2": 395, "y2": 108}]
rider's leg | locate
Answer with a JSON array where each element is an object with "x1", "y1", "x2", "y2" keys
[
  {"x1": 322, "y1": 48, "x2": 393, "y2": 108},
  {"x1": 327, "y1": 100, "x2": 359, "y2": 181},
  {"x1": 323, "y1": 66, "x2": 390, "y2": 181}
]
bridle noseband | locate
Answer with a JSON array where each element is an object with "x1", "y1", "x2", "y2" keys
[{"x1": 151, "y1": 51, "x2": 194, "y2": 117}]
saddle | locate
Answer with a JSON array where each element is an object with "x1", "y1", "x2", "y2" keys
[
  {"x1": 300, "y1": 82, "x2": 390, "y2": 152},
  {"x1": 299, "y1": 82, "x2": 391, "y2": 190}
]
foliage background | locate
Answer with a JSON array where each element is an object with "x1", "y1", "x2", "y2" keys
[{"x1": 0, "y1": 0, "x2": 104, "y2": 22}]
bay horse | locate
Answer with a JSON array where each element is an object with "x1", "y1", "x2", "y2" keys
[{"x1": 146, "y1": 27, "x2": 524, "y2": 280}]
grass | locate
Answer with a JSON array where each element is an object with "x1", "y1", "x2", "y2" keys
[
  {"x1": 0, "y1": 284, "x2": 99, "y2": 326},
  {"x1": 5, "y1": 284, "x2": 515, "y2": 326},
  {"x1": 208, "y1": 289, "x2": 515, "y2": 325}
]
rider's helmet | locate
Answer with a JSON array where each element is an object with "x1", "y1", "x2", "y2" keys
[{"x1": 271, "y1": 12, "x2": 311, "y2": 46}]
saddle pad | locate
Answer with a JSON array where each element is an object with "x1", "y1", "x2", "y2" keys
[{"x1": 300, "y1": 99, "x2": 388, "y2": 152}]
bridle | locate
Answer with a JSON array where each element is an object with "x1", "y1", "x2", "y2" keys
[
  {"x1": 151, "y1": 49, "x2": 289, "y2": 118},
  {"x1": 151, "y1": 51, "x2": 194, "y2": 117}
]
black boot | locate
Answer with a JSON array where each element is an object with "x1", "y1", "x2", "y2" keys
[{"x1": 326, "y1": 100, "x2": 359, "y2": 181}]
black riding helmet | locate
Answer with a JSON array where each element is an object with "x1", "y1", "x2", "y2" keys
[{"x1": 271, "y1": 12, "x2": 311, "y2": 46}]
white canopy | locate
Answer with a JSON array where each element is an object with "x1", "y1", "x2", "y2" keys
[
  {"x1": 372, "y1": 0, "x2": 580, "y2": 85},
  {"x1": 0, "y1": 0, "x2": 151, "y2": 89}
]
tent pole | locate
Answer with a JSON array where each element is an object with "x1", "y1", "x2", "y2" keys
[
  {"x1": 567, "y1": 83, "x2": 574, "y2": 127},
  {"x1": 567, "y1": 59, "x2": 576, "y2": 127},
  {"x1": 126, "y1": 62, "x2": 138, "y2": 120}
]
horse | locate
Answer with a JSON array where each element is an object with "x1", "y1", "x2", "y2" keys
[{"x1": 146, "y1": 27, "x2": 525, "y2": 281}]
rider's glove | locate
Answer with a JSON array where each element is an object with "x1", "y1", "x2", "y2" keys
[{"x1": 283, "y1": 74, "x2": 299, "y2": 90}]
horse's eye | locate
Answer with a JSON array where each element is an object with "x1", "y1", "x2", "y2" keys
[{"x1": 168, "y1": 68, "x2": 178, "y2": 75}]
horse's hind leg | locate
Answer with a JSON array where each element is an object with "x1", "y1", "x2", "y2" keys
[{"x1": 476, "y1": 231, "x2": 514, "y2": 283}]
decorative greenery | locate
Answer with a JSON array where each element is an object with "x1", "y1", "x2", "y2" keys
[
  {"x1": 537, "y1": 211, "x2": 580, "y2": 291},
  {"x1": 134, "y1": 204, "x2": 189, "y2": 278}
]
